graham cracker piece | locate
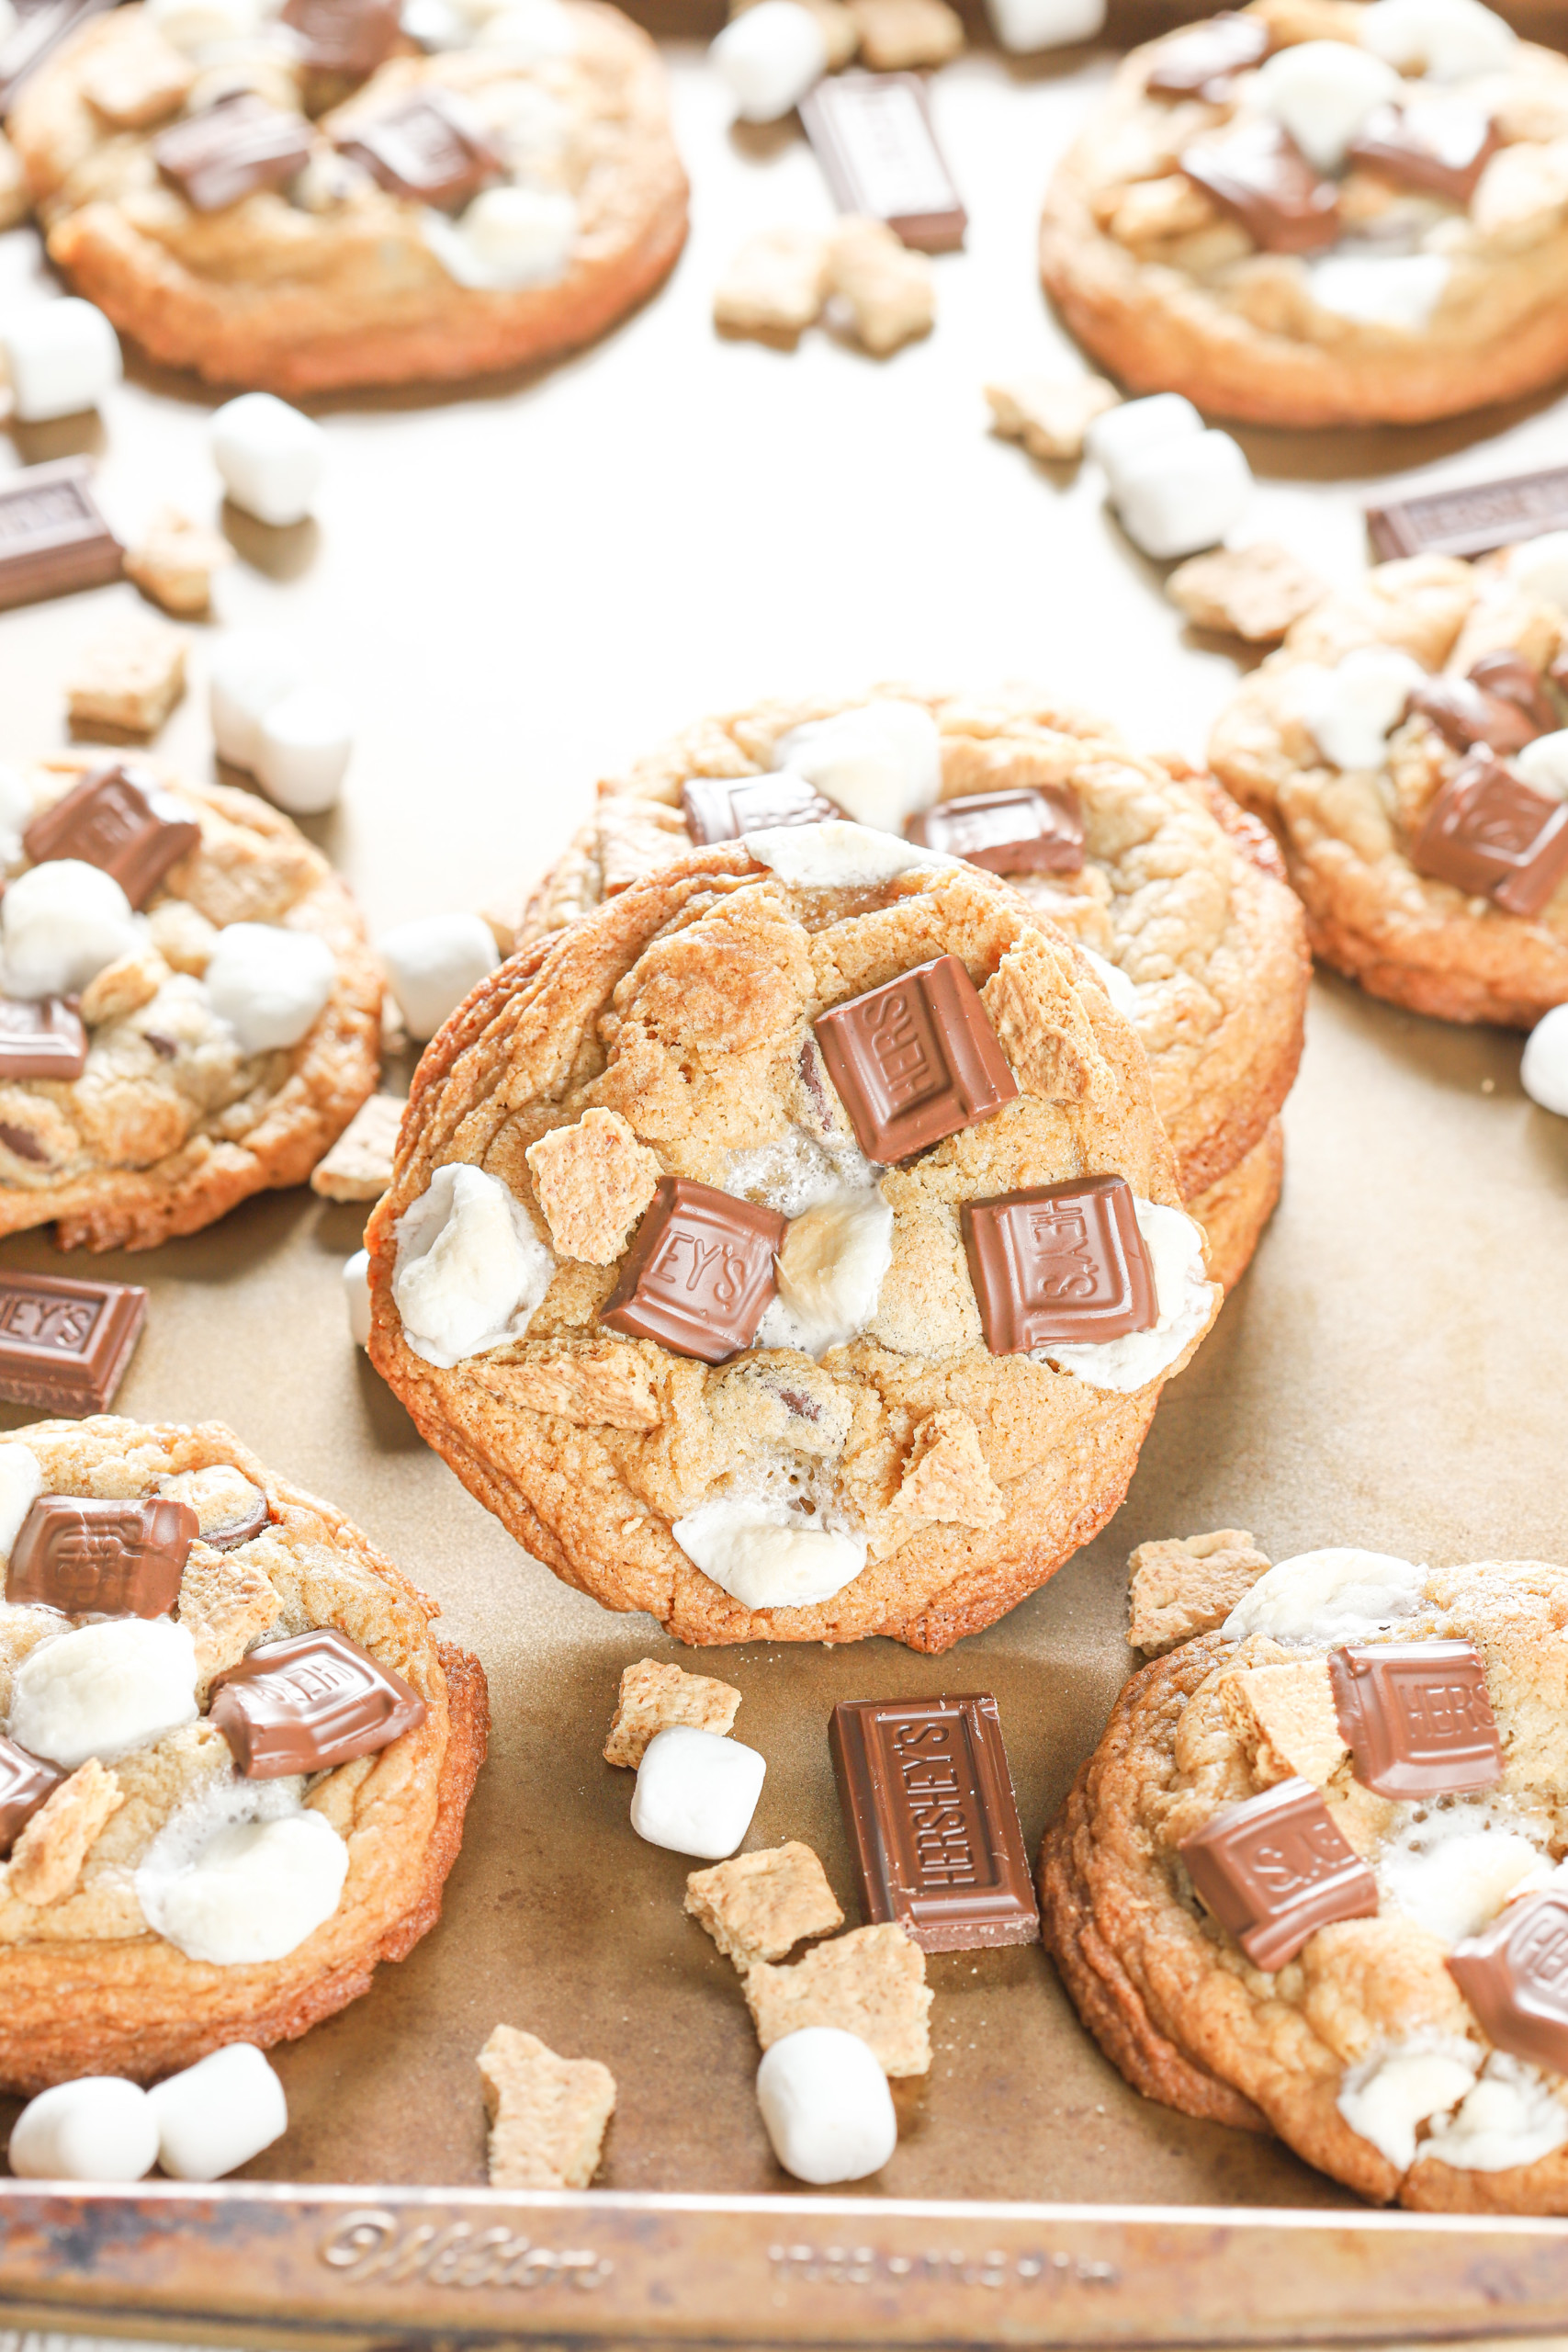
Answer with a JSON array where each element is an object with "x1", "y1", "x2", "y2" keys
[
  {"x1": 65, "y1": 616, "x2": 188, "y2": 741},
  {"x1": 715, "y1": 229, "x2": 831, "y2": 345},
  {"x1": 873, "y1": 1409, "x2": 1004, "y2": 1558},
  {"x1": 125, "y1": 510, "x2": 232, "y2": 619},
  {"x1": 78, "y1": 947, "x2": 166, "y2": 1027},
  {"x1": 595, "y1": 796, "x2": 691, "y2": 895},
  {"x1": 685, "y1": 1840, "x2": 844, "y2": 1968},
  {"x1": 310, "y1": 1093, "x2": 403, "y2": 1202},
  {"x1": 526, "y1": 1108, "x2": 661, "y2": 1265},
  {"x1": 849, "y1": 0, "x2": 962, "y2": 64},
  {"x1": 985, "y1": 372, "x2": 1120, "y2": 462},
  {"x1": 827, "y1": 218, "x2": 934, "y2": 356},
  {"x1": 8, "y1": 1759, "x2": 123, "y2": 1907},
  {"x1": 79, "y1": 29, "x2": 195, "y2": 128},
  {"x1": 744, "y1": 1923, "x2": 931, "y2": 2076},
  {"x1": 604, "y1": 1657, "x2": 741, "y2": 1768},
  {"x1": 478, "y1": 2025, "x2": 616, "y2": 2190},
  {"x1": 1128, "y1": 1529, "x2": 1273, "y2": 1656},
  {"x1": 491, "y1": 1347, "x2": 660, "y2": 1431},
  {"x1": 1167, "y1": 542, "x2": 1326, "y2": 644},
  {"x1": 177, "y1": 1543, "x2": 279, "y2": 1691},
  {"x1": 1222, "y1": 1658, "x2": 1348, "y2": 1787}
]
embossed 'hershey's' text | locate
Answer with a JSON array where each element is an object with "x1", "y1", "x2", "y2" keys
[
  {"x1": 768, "y1": 2242, "x2": 1120, "y2": 2290},
  {"x1": 319, "y1": 2210, "x2": 612, "y2": 2290}
]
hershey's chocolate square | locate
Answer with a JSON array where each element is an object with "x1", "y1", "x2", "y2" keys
[
  {"x1": 1180, "y1": 120, "x2": 1339, "y2": 255},
  {"x1": 962, "y1": 1173, "x2": 1156, "y2": 1356},
  {"x1": 682, "y1": 774, "x2": 840, "y2": 845},
  {"x1": 1145, "y1": 11, "x2": 1270, "y2": 98},
  {"x1": 1468, "y1": 651, "x2": 1561, "y2": 737},
  {"x1": 0, "y1": 997, "x2": 87, "y2": 1083},
  {"x1": 799, "y1": 73, "x2": 965, "y2": 253},
  {"x1": 210, "y1": 1626, "x2": 428, "y2": 1776},
  {"x1": 1450, "y1": 1891, "x2": 1568, "y2": 2075},
  {"x1": 7, "y1": 1494, "x2": 197, "y2": 1617},
  {"x1": 154, "y1": 95, "x2": 313, "y2": 212},
  {"x1": 0, "y1": 459, "x2": 123, "y2": 612},
  {"x1": 23, "y1": 763, "x2": 201, "y2": 910},
  {"x1": 0, "y1": 1272, "x2": 147, "y2": 1416},
  {"x1": 1328, "y1": 1640, "x2": 1502, "y2": 1800},
  {"x1": 1406, "y1": 677, "x2": 1540, "y2": 760},
  {"x1": 1348, "y1": 99, "x2": 1499, "y2": 205},
  {"x1": 1367, "y1": 467, "x2": 1568, "y2": 563},
  {"x1": 0, "y1": 1735, "x2": 64, "y2": 1852},
  {"x1": 813, "y1": 953, "x2": 1017, "y2": 1163},
  {"x1": 1179, "y1": 1777, "x2": 1379, "y2": 1972},
  {"x1": 905, "y1": 786, "x2": 1084, "y2": 876},
  {"x1": 333, "y1": 88, "x2": 502, "y2": 209},
  {"x1": 602, "y1": 1175, "x2": 786, "y2": 1363},
  {"x1": 1410, "y1": 748, "x2": 1568, "y2": 918},
  {"x1": 282, "y1": 0, "x2": 400, "y2": 74}
]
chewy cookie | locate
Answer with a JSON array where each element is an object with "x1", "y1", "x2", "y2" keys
[
  {"x1": 1039, "y1": 0, "x2": 1568, "y2": 427},
  {"x1": 500, "y1": 690, "x2": 1309, "y2": 1291},
  {"x1": 9, "y1": 0, "x2": 687, "y2": 393},
  {"x1": 1209, "y1": 542, "x2": 1568, "y2": 1023},
  {"x1": 367, "y1": 827, "x2": 1221, "y2": 1651},
  {"x1": 0, "y1": 1415, "x2": 486, "y2": 2093},
  {"x1": 1042, "y1": 1534, "x2": 1568, "y2": 2212},
  {"x1": 0, "y1": 755, "x2": 380, "y2": 1250}
]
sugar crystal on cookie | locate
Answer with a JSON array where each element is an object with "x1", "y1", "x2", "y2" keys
[
  {"x1": 1179, "y1": 1777, "x2": 1378, "y2": 1972},
  {"x1": 1328, "y1": 1639, "x2": 1502, "y2": 1799}
]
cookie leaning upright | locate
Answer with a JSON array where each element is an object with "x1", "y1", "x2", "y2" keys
[
  {"x1": 367, "y1": 823, "x2": 1222, "y2": 1652},
  {"x1": 1039, "y1": 0, "x2": 1568, "y2": 427}
]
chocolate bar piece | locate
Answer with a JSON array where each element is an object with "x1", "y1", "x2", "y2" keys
[
  {"x1": 0, "y1": 998, "x2": 87, "y2": 1083},
  {"x1": 905, "y1": 786, "x2": 1084, "y2": 876},
  {"x1": 1450, "y1": 1891, "x2": 1568, "y2": 2075},
  {"x1": 1328, "y1": 1640, "x2": 1502, "y2": 1800},
  {"x1": 0, "y1": 1272, "x2": 147, "y2": 1416},
  {"x1": 1367, "y1": 467, "x2": 1568, "y2": 562},
  {"x1": 0, "y1": 460, "x2": 122, "y2": 613},
  {"x1": 1179, "y1": 1777, "x2": 1378, "y2": 1972},
  {"x1": 204, "y1": 1490, "x2": 271, "y2": 1550},
  {"x1": 1348, "y1": 99, "x2": 1499, "y2": 206},
  {"x1": 829, "y1": 1693, "x2": 1039, "y2": 1952},
  {"x1": 0, "y1": 1736, "x2": 63, "y2": 1853},
  {"x1": 1406, "y1": 676, "x2": 1542, "y2": 760},
  {"x1": 333, "y1": 89, "x2": 502, "y2": 209},
  {"x1": 7, "y1": 1495, "x2": 197, "y2": 1618},
  {"x1": 682, "y1": 774, "x2": 840, "y2": 845},
  {"x1": 1145, "y1": 11, "x2": 1270, "y2": 99},
  {"x1": 209, "y1": 1626, "x2": 428, "y2": 1777},
  {"x1": 813, "y1": 953, "x2": 1017, "y2": 1163},
  {"x1": 281, "y1": 0, "x2": 400, "y2": 74},
  {"x1": 0, "y1": 0, "x2": 117, "y2": 112},
  {"x1": 1181, "y1": 120, "x2": 1339, "y2": 255},
  {"x1": 24, "y1": 763, "x2": 201, "y2": 910},
  {"x1": 602, "y1": 1175, "x2": 786, "y2": 1363},
  {"x1": 1468, "y1": 651, "x2": 1561, "y2": 738},
  {"x1": 962, "y1": 1173, "x2": 1156, "y2": 1356},
  {"x1": 1411, "y1": 748, "x2": 1568, "y2": 918},
  {"x1": 799, "y1": 73, "x2": 965, "y2": 254},
  {"x1": 154, "y1": 96, "x2": 313, "y2": 212}
]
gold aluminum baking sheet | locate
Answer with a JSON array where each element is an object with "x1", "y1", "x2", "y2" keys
[{"x1": 0, "y1": 11, "x2": 1566, "y2": 2341}]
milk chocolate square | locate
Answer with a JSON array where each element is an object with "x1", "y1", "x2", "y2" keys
[
  {"x1": 333, "y1": 89, "x2": 502, "y2": 209},
  {"x1": 1181, "y1": 119, "x2": 1339, "y2": 255},
  {"x1": 905, "y1": 786, "x2": 1084, "y2": 876},
  {"x1": 1410, "y1": 749, "x2": 1568, "y2": 918},
  {"x1": 682, "y1": 774, "x2": 840, "y2": 845},
  {"x1": 281, "y1": 0, "x2": 400, "y2": 74},
  {"x1": 799, "y1": 73, "x2": 965, "y2": 253},
  {"x1": 209, "y1": 1626, "x2": 427, "y2": 1777},
  {"x1": 0, "y1": 1272, "x2": 147, "y2": 1416},
  {"x1": 0, "y1": 998, "x2": 87, "y2": 1083},
  {"x1": 602, "y1": 1176, "x2": 786, "y2": 1363},
  {"x1": 1468, "y1": 651, "x2": 1561, "y2": 738},
  {"x1": 962, "y1": 1173, "x2": 1156, "y2": 1356},
  {"x1": 23, "y1": 763, "x2": 201, "y2": 910},
  {"x1": 1367, "y1": 467, "x2": 1568, "y2": 563},
  {"x1": 7, "y1": 1494, "x2": 197, "y2": 1618},
  {"x1": 1328, "y1": 1640, "x2": 1502, "y2": 1800},
  {"x1": 1145, "y1": 11, "x2": 1270, "y2": 98},
  {"x1": 1406, "y1": 677, "x2": 1541, "y2": 760},
  {"x1": 1348, "y1": 100, "x2": 1499, "y2": 205},
  {"x1": 1450, "y1": 1891, "x2": 1568, "y2": 2075},
  {"x1": 0, "y1": 459, "x2": 123, "y2": 612},
  {"x1": 1179, "y1": 1777, "x2": 1378, "y2": 1972},
  {"x1": 813, "y1": 953, "x2": 1017, "y2": 1163},
  {"x1": 154, "y1": 95, "x2": 313, "y2": 211},
  {"x1": 0, "y1": 1735, "x2": 64, "y2": 1853}
]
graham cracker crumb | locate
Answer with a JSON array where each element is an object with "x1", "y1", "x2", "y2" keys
[
  {"x1": 177, "y1": 1542, "x2": 279, "y2": 1692},
  {"x1": 8, "y1": 1759, "x2": 123, "y2": 1908},
  {"x1": 147, "y1": 897, "x2": 218, "y2": 975},
  {"x1": 604, "y1": 1657, "x2": 741, "y2": 1768},
  {"x1": 78, "y1": 947, "x2": 168, "y2": 1027},
  {"x1": 1167, "y1": 543, "x2": 1326, "y2": 644},
  {"x1": 685, "y1": 1840, "x2": 844, "y2": 1968},
  {"x1": 715, "y1": 229, "x2": 831, "y2": 345},
  {"x1": 828, "y1": 218, "x2": 934, "y2": 356},
  {"x1": 310, "y1": 1093, "x2": 403, "y2": 1202},
  {"x1": 596, "y1": 795, "x2": 692, "y2": 895},
  {"x1": 1222, "y1": 1658, "x2": 1348, "y2": 1787},
  {"x1": 79, "y1": 30, "x2": 195, "y2": 128},
  {"x1": 849, "y1": 0, "x2": 963, "y2": 68},
  {"x1": 985, "y1": 373, "x2": 1120, "y2": 462},
  {"x1": 744, "y1": 1922, "x2": 931, "y2": 2075},
  {"x1": 874, "y1": 1409, "x2": 1004, "y2": 1558},
  {"x1": 494, "y1": 1347, "x2": 660, "y2": 1431},
  {"x1": 526, "y1": 1108, "x2": 661, "y2": 1265},
  {"x1": 125, "y1": 508, "x2": 233, "y2": 619},
  {"x1": 1128, "y1": 1529, "x2": 1273, "y2": 1655},
  {"x1": 65, "y1": 616, "x2": 187, "y2": 740},
  {"x1": 479, "y1": 2024, "x2": 616, "y2": 2190}
]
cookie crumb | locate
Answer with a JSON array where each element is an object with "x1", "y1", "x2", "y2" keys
[
  {"x1": 686, "y1": 1840, "x2": 844, "y2": 1968},
  {"x1": 1167, "y1": 542, "x2": 1326, "y2": 643},
  {"x1": 7, "y1": 1758, "x2": 123, "y2": 1908},
  {"x1": 715, "y1": 229, "x2": 832, "y2": 345},
  {"x1": 65, "y1": 616, "x2": 188, "y2": 740},
  {"x1": 1127, "y1": 1528, "x2": 1272, "y2": 1655},
  {"x1": 177, "y1": 1543, "x2": 278, "y2": 1690},
  {"x1": 1221, "y1": 1658, "x2": 1348, "y2": 1786},
  {"x1": 79, "y1": 28, "x2": 195, "y2": 128},
  {"x1": 849, "y1": 0, "x2": 963, "y2": 67},
  {"x1": 478, "y1": 2024, "x2": 616, "y2": 2190},
  {"x1": 604, "y1": 1657, "x2": 741, "y2": 1768},
  {"x1": 310, "y1": 1093, "x2": 403, "y2": 1202},
  {"x1": 744, "y1": 1922, "x2": 931, "y2": 2076},
  {"x1": 985, "y1": 372, "x2": 1120, "y2": 462},
  {"x1": 526, "y1": 1107, "x2": 661, "y2": 1265},
  {"x1": 124, "y1": 507, "x2": 233, "y2": 618},
  {"x1": 828, "y1": 218, "x2": 934, "y2": 356}
]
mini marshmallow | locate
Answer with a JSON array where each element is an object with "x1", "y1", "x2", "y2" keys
[
  {"x1": 1522, "y1": 1004, "x2": 1568, "y2": 1116},
  {"x1": 1224, "y1": 1547, "x2": 1427, "y2": 1644},
  {"x1": 425, "y1": 187, "x2": 578, "y2": 288},
  {"x1": 744, "y1": 820, "x2": 945, "y2": 890},
  {"x1": 392, "y1": 1162, "x2": 555, "y2": 1368},
  {"x1": 148, "y1": 2045, "x2": 288, "y2": 2180},
  {"x1": 1080, "y1": 944, "x2": 1139, "y2": 1016},
  {"x1": 146, "y1": 0, "x2": 263, "y2": 44},
  {"x1": 1421, "y1": 2053, "x2": 1568, "y2": 2172},
  {"x1": 756, "y1": 2027, "x2": 897, "y2": 2184},
  {"x1": 344, "y1": 1248, "x2": 372, "y2": 1347},
  {"x1": 1506, "y1": 532, "x2": 1568, "y2": 612},
  {"x1": 1085, "y1": 393, "x2": 1202, "y2": 498},
  {"x1": 2, "y1": 859, "x2": 139, "y2": 1000},
  {"x1": 378, "y1": 911, "x2": 500, "y2": 1042},
  {"x1": 253, "y1": 687, "x2": 353, "y2": 816},
  {"x1": 9, "y1": 1618, "x2": 199, "y2": 1769},
  {"x1": 629, "y1": 1723, "x2": 767, "y2": 1860},
  {"x1": 2, "y1": 300, "x2": 121, "y2": 424},
  {"x1": 9, "y1": 2078, "x2": 159, "y2": 2183},
  {"x1": 773, "y1": 701, "x2": 942, "y2": 832},
  {"x1": 204, "y1": 922, "x2": 335, "y2": 1054},
  {"x1": 709, "y1": 0, "x2": 829, "y2": 121},
  {"x1": 1113, "y1": 431, "x2": 1253, "y2": 561},
  {"x1": 1381, "y1": 1825, "x2": 1550, "y2": 1945},
  {"x1": 209, "y1": 632, "x2": 309, "y2": 772},
  {"x1": 758, "y1": 1187, "x2": 894, "y2": 1353},
  {"x1": 1337, "y1": 2043, "x2": 1478, "y2": 2172},
  {"x1": 211, "y1": 393, "x2": 325, "y2": 529},
  {"x1": 1287, "y1": 646, "x2": 1426, "y2": 772},
  {"x1": 139, "y1": 1807, "x2": 348, "y2": 1964},
  {"x1": 1515, "y1": 730, "x2": 1568, "y2": 801},
  {"x1": 1311, "y1": 254, "x2": 1451, "y2": 333},
  {"x1": 1254, "y1": 40, "x2": 1404, "y2": 174},
  {"x1": 671, "y1": 1498, "x2": 868, "y2": 1608},
  {"x1": 0, "y1": 1445, "x2": 42, "y2": 1563},
  {"x1": 985, "y1": 0, "x2": 1103, "y2": 51},
  {"x1": 1043, "y1": 1200, "x2": 1213, "y2": 1391},
  {"x1": 1360, "y1": 0, "x2": 1516, "y2": 81}
]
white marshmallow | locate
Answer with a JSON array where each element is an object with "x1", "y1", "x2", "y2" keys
[
  {"x1": 672, "y1": 1497, "x2": 867, "y2": 1608},
  {"x1": 146, "y1": 0, "x2": 263, "y2": 44},
  {"x1": 253, "y1": 687, "x2": 353, "y2": 816},
  {"x1": 1522, "y1": 1003, "x2": 1568, "y2": 1115},
  {"x1": 1381, "y1": 1825, "x2": 1550, "y2": 1945},
  {"x1": 1506, "y1": 531, "x2": 1568, "y2": 613},
  {"x1": 424, "y1": 187, "x2": 578, "y2": 288},
  {"x1": 392, "y1": 1162, "x2": 555, "y2": 1368},
  {"x1": 1287, "y1": 646, "x2": 1426, "y2": 772},
  {"x1": 1421, "y1": 2054, "x2": 1568, "y2": 2172},
  {"x1": 744, "y1": 819, "x2": 948, "y2": 889},
  {"x1": 1114, "y1": 430, "x2": 1253, "y2": 561},
  {"x1": 148, "y1": 2045, "x2": 288, "y2": 2180},
  {"x1": 1224, "y1": 1547, "x2": 1427, "y2": 1644},
  {"x1": 1514, "y1": 731, "x2": 1568, "y2": 802},
  {"x1": 2, "y1": 859, "x2": 138, "y2": 1001},
  {"x1": 1042, "y1": 1200, "x2": 1214, "y2": 1392},
  {"x1": 211, "y1": 393, "x2": 325, "y2": 528},
  {"x1": 1361, "y1": 0, "x2": 1516, "y2": 80},
  {"x1": 9, "y1": 2079, "x2": 159, "y2": 2183},
  {"x1": 9, "y1": 1618, "x2": 199, "y2": 1769},
  {"x1": 209, "y1": 632, "x2": 309, "y2": 772},
  {"x1": 204, "y1": 922, "x2": 335, "y2": 1055},
  {"x1": 1254, "y1": 40, "x2": 1404, "y2": 174},
  {"x1": 1311, "y1": 254, "x2": 1451, "y2": 333},
  {"x1": 0, "y1": 0, "x2": 20, "y2": 33},
  {"x1": 1080, "y1": 943, "x2": 1139, "y2": 1016},
  {"x1": 1085, "y1": 393, "x2": 1202, "y2": 498},
  {"x1": 629, "y1": 1724, "x2": 766, "y2": 1859},
  {"x1": 757, "y1": 1186, "x2": 894, "y2": 1353},
  {"x1": 985, "y1": 0, "x2": 1104, "y2": 51},
  {"x1": 0, "y1": 761, "x2": 33, "y2": 867},
  {"x1": 344, "y1": 1248, "x2": 372, "y2": 1348},
  {"x1": 756, "y1": 2027, "x2": 897, "y2": 2185},
  {"x1": 709, "y1": 0, "x2": 828, "y2": 122},
  {"x1": 0, "y1": 1446, "x2": 42, "y2": 1564},
  {"x1": 1338, "y1": 2044, "x2": 1479, "y2": 2172},
  {"x1": 139, "y1": 1807, "x2": 348, "y2": 1964},
  {"x1": 773, "y1": 702, "x2": 942, "y2": 833},
  {"x1": 2, "y1": 300, "x2": 121, "y2": 424},
  {"x1": 378, "y1": 911, "x2": 500, "y2": 1043},
  {"x1": 402, "y1": 0, "x2": 469, "y2": 43},
  {"x1": 471, "y1": 0, "x2": 574, "y2": 53}
]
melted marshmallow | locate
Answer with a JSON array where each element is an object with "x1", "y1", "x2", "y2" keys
[
  {"x1": 1378, "y1": 1807, "x2": 1552, "y2": 1945},
  {"x1": 756, "y1": 1188, "x2": 894, "y2": 1354},
  {"x1": 1041, "y1": 1200, "x2": 1213, "y2": 1392},
  {"x1": 2, "y1": 859, "x2": 139, "y2": 1000},
  {"x1": 137, "y1": 1781, "x2": 348, "y2": 1964},
  {"x1": 672, "y1": 1498, "x2": 867, "y2": 1609},
  {"x1": 1420, "y1": 2053, "x2": 1568, "y2": 2171},
  {"x1": 0, "y1": 1445, "x2": 42, "y2": 1566},
  {"x1": 1506, "y1": 532, "x2": 1568, "y2": 612},
  {"x1": 1253, "y1": 40, "x2": 1403, "y2": 173},
  {"x1": 10, "y1": 1619, "x2": 198, "y2": 1768},
  {"x1": 1360, "y1": 0, "x2": 1516, "y2": 80},
  {"x1": 1224, "y1": 1547, "x2": 1427, "y2": 1643},
  {"x1": 1338, "y1": 2041, "x2": 1480, "y2": 2171},
  {"x1": 1287, "y1": 647, "x2": 1426, "y2": 772},
  {"x1": 773, "y1": 703, "x2": 942, "y2": 833},
  {"x1": 1312, "y1": 254, "x2": 1451, "y2": 333},
  {"x1": 392, "y1": 1163, "x2": 555, "y2": 1368},
  {"x1": 744, "y1": 820, "x2": 949, "y2": 889}
]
